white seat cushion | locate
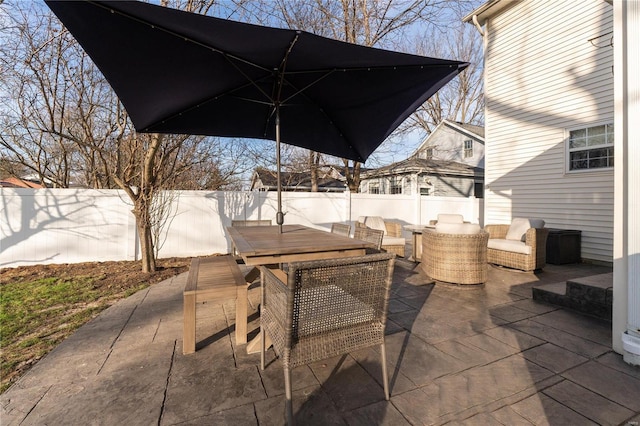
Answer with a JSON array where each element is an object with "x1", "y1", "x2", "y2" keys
[
  {"x1": 506, "y1": 218, "x2": 545, "y2": 241},
  {"x1": 435, "y1": 223, "x2": 481, "y2": 235},
  {"x1": 488, "y1": 238, "x2": 531, "y2": 255},
  {"x1": 382, "y1": 236, "x2": 405, "y2": 246},
  {"x1": 437, "y1": 213, "x2": 464, "y2": 224}
]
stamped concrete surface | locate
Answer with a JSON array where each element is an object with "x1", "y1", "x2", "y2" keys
[{"x1": 2, "y1": 251, "x2": 639, "y2": 425}]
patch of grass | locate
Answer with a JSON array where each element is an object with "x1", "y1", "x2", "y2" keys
[
  {"x1": 0, "y1": 276, "x2": 112, "y2": 393},
  {"x1": 0, "y1": 257, "x2": 191, "y2": 394}
]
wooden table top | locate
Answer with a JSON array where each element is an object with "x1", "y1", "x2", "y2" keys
[{"x1": 227, "y1": 224, "x2": 371, "y2": 265}]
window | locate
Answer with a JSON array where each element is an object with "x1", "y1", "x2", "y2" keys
[
  {"x1": 390, "y1": 178, "x2": 402, "y2": 194},
  {"x1": 419, "y1": 187, "x2": 430, "y2": 196},
  {"x1": 368, "y1": 182, "x2": 380, "y2": 194},
  {"x1": 568, "y1": 124, "x2": 614, "y2": 171},
  {"x1": 474, "y1": 182, "x2": 484, "y2": 198},
  {"x1": 463, "y1": 140, "x2": 473, "y2": 158},
  {"x1": 425, "y1": 148, "x2": 434, "y2": 159}
]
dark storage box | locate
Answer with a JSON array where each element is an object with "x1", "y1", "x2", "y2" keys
[{"x1": 546, "y1": 228, "x2": 581, "y2": 264}]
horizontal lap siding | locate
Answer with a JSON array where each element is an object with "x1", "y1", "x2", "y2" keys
[{"x1": 484, "y1": 0, "x2": 614, "y2": 262}]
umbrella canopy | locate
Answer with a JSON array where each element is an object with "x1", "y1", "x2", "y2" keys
[{"x1": 46, "y1": 0, "x2": 468, "y2": 226}]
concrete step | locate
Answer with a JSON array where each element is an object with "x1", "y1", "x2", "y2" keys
[
  {"x1": 532, "y1": 273, "x2": 613, "y2": 321},
  {"x1": 566, "y1": 273, "x2": 613, "y2": 304}
]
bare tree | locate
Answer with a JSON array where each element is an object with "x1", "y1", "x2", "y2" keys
[
  {"x1": 0, "y1": 5, "x2": 115, "y2": 188},
  {"x1": 246, "y1": 0, "x2": 479, "y2": 192},
  {"x1": 0, "y1": 2, "x2": 252, "y2": 272},
  {"x1": 401, "y1": 16, "x2": 484, "y2": 135}
]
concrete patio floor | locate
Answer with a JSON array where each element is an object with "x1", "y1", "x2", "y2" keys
[{"x1": 2, "y1": 252, "x2": 639, "y2": 425}]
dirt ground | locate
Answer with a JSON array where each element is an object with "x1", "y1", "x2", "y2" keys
[
  {"x1": 0, "y1": 257, "x2": 192, "y2": 392},
  {"x1": 1, "y1": 257, "x2": 192, "y2": 292}
]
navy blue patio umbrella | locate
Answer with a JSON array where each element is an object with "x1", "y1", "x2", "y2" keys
[{"x1": 46, "y1": 0, "x2": 468, "y2": 230}]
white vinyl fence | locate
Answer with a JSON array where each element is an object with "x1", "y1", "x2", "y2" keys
[{"x1": 0, "y1": 188, "x2": 481, "y2": 268}]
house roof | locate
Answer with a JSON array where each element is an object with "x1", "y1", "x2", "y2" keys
[
  {"x1": 413, "y1": 119, "x2": 485, "y2": 156},
  {"x1": 361, "y1": 157, "x2": 483, "y2": 179},
  {"x1": 445, "y1": 120, "x2": 485, "y2": 139},
  {"x1": 250, "y1": 168, "x2": 347, "y2": 192},
  {"x1": 462, "y1": 0, "x2": 522, "y2": 26},
  {"x1": 0, "y1": 177, "x2": 45, "y2": 188}
]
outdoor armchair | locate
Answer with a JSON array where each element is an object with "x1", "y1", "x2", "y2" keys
[
  {"x1": 485, "y1": 218, "x2": 549, "y2": 272},
  {"x1": 259, "y1": 253, "x2": 396, "y2": 424},
  {"x1": 421, "y1": 223, "x2": 489, "y2": 285}
]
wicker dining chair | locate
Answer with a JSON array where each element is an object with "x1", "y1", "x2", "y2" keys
[
  {"x1": 353, "y1": 226, "x2": 384, "y2": 252},
  {"x1": 330, "y1": 222, "x2": 351, "y2": 237},
  {"x1": 355, "y1": 217, "x2": 405, "y2": 257},
  {"x1": 231, "y1": 219, "x2": 272, "y2": 227},
  {"x1": 259, "y1": 252, "x2": 396, "y2": 425}
]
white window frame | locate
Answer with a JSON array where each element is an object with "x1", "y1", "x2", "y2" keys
[
  {"x1": 425, "y1": 147, "x2": 434, "y2": 159},
  {"x1": 463, "y1": 139, "x2": 473, "y2": 158},
  {"x1": 566, "y1": 123, "x2": 614, "y2": 173},
  {"x1": 389, "y1": 177, "x2": 402, "y2": 195},
  {"x1": 368, "y1": 181, "x2": 380, "y2": 194}
]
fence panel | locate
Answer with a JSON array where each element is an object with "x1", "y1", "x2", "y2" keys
[{"x1": 1, "y1": 188, "x2": 479, "y2": 267}]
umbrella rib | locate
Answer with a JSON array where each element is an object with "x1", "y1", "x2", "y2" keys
[{"x1": 273, "y1": 32, "x2": 301, "y2": 106}]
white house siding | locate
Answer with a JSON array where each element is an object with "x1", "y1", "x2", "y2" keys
[
  {"x1": 421, "y1": 123, "x2": 485, "y2": 168},
  {"x1": 483, "y1": 0, "x2": 614, "y2": 262}
]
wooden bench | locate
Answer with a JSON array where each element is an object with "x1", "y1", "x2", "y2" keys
[{"x1": 183, "y1": 255, "x2": 248, "y2": 355}]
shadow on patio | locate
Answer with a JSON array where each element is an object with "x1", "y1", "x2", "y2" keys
[{"x1": 2, "y1": 249, "x2": 639, "y2": 425}]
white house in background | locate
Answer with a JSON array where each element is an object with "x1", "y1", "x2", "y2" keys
[
  {"x1": 414, "y1": 119, "x2": 485, "y2": 168},
  {"x1": 359, "y1": 120, "x2": 484, "y2": 197},
  {"x1": 464, "y1": 0, "x2": 640, "y2": 365}
]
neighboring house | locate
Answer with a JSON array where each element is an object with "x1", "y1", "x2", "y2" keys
[
  {"x1": 414, "y1": 119, "x2": 485, "y2": 168},
  {"x1": 359, "y1": 120, "x2": 485, "y2": 197},
  {"x1": 250, "y1": 167, "x2": 347, "y2": 192},
  {"x1": 359, "y1": 157, "x2": 484, "y2": 198},
  {"x1": 0, "y1": 177, "x2": 45, "y2": 188},
  {"x1": 463, "y1": 0, "x2": 614, "y2": 263}
]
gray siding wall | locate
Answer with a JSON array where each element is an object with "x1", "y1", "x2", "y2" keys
[{"x1": 432, "y1": 176, "x2": 474, "y2": 198}]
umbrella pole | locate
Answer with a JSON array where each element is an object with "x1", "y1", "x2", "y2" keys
[{"x1": 275, "y1": 109, "x2": 284, "y2": 233}]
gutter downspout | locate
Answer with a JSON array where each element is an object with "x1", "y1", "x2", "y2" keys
[{"x1": 472, "y1": 15, "x2": 485, "y2": 37}]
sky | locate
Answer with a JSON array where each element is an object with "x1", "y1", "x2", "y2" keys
[{"x1": 1, "y1": 0, "x2": 484, "y2": 186}]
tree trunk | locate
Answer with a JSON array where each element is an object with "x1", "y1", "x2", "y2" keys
[
  {"x1": 343, "y1": 159, "x2": 361, "y2": 192},
  {"x1": 309, "y1": 151, "x2": 319, "y2": 192},
  {"x1": 134, "y1": 204, "x2": 156, "y2": 273}
]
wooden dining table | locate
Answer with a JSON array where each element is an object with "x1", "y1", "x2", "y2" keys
[
  {"x1": 227, "y1": 223, "x2": 373, "y2": 353},
  {"x1": 227, "y1": 224, "x2": 371, "y2": 266}
]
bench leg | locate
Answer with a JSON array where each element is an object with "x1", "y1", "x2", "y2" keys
[
  {"x1": 244, "y1": 266, "x2": 260, "y2": 284},
  {"x1": 235, "y1": 284, "x2": 248, "y2": 345},
  {"x1": 183, "y1": 293, "x2": 196, "y2": 354}
]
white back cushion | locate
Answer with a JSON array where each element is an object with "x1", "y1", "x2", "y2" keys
[
  {"x1": 437, "y1": 213, "x2": 464, "y2": 224},
  {"x1": 435, "y1": 223, "x2": 481, "y2": 235},
  {"x1": 506, "y1": 218, "x2": 545, "y2": 241},
  {"x1": 364, "y1": 216, "x2": 387, "y2": 235}
]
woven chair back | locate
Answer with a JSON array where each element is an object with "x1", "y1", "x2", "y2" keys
[
  {"x1": 353, "y1": 227, "x2": 384, "y2": 250},
  {"x1": 261, "y1": 252, "x2": 395, "y2": 368},
  {"x1": 330, "y1": 223, "x2": 351, "y2": 237},
  {"x1": 231, "y1": 220, "x2": 272, "y2": 227}
]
